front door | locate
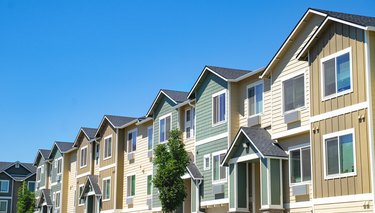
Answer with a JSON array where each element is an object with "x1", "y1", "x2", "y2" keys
[{"x1": 87, "y1": 196, "x2": 95, "y2": 213}]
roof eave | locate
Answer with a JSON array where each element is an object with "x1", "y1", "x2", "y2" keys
[{"x1": 146, "y1": 90, "x2": 178, "y2": 118}]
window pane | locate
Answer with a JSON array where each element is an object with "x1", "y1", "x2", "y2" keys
[
  {"x1": 205, "y1": 157, "x2": 209, "y2": 169},
  {"x1": 340, "y1": 134, "x2": 354, "y2": 173},
  {"x1": 160, "y1": 119, "x2": 165, "y2": 142},
  {"x1": 301, "y1": 148, "x2": 311, "y2": 181},
  {"x1": 219, "y1": 94, "x2": 226, "y2": 122},
  {"x1": 248, "y1": 87, "x2": 255, "y2": 116},
  {"x1": 166, "y1": 116, "x2": 171, "y2": 140},
  {"x1": 294, "y1": 75, "x2": 305, "y2": 109},
  {"x1": 290, "y1": 150, "x2": 301, "y2": 183},
  {"x1": 219, "y1": 154, "x2": 226, "y2": 180},
  {"x1": 326, "y1": 137, "x2": 339, "y2": 175},
  {"x1": 148, "y1": 127, "x2": 153, "y2": 150},
  {"x1": 132, "y1": 132, "x2": 136, "y2": 152},
  {"x1": 213, "y1": 155, "x2": 219, "y2": 181},
  {"x1": 147, "y1": 175, "x2": 152, "y2": 195},
  {"x1": 255, "y1": 84, "x2": 263, "y2": 114},
  {"x1": 131, "y1": 175, "x2": 136, "y2": 196},
  {"x1": 0, "y1": 202, "x2": 6, "y2": 211},
  {"x1": 337, "y1": 53, "x2": 351, "y2": 92},
  {"x1": 283, "y1": 79, "x2": 294, "y2": 111},
  {"x1": 186, "y1": 110, "x2": 191, "y2": 122},
  {"x1": 323, "y1": 58, "x2": 336, "y2": 97},
  {"x1": 186, "y1": 127, "x2": 191, "y2": 138},
  {"x1": 213, "y1": 96, "x2": 218, "y2": 123}
]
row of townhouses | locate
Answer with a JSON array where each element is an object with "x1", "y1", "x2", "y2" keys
[{"x1": 32, "y1": 8, "x2": 375, "y2": 213}]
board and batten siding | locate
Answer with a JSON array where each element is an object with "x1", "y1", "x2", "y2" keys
[
  {"x1": 311, "y1": 109, "x2": 371, "y2": 198},
  {"x1": 270, "y1": 15, "x2": 324, "y2": 136},
  {"x1": 309, "y1": 22, "x2": 367, "y2": 116},
  {"x1": 152, "y1": 95, "x2": 178, "y2": 208}
]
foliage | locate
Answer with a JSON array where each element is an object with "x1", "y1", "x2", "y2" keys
[
  {"x1": 17, "y1": 182, "x2": 35, "y2": 213},
  {"x1": 153, "y1": 129, "x2": 190, "y2": 213}
]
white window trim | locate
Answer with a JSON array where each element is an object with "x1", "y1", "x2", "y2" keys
[
  {"x1": 147, "y1": 126, "x2": 153, "y2": 151},
  {"x1": 323, "y1": 128, "x2": 356, "y2": 180},
  {"x1": 212, "y1": 150, "x2": 228, "y2": 184},
  {"x1": 80, "y1": 146, "x2": 88, "y2": 168},
  {"x1": 55, "y1": 191, "x2": 61, "y2": 208},
  {"x1": 126, "y1": 174, "x2": 136, "y2": 198},
  {"x1": 203, "y1": 154, "x2": 211, "y2": 171},
  {"x1": 146, "y1": 174, "x2": 152, "y2": 197},
  {"x1": 102, "y1": 177, "x2": 111, "y2": 201},
  {"x1": 56, "y1": 157, "x2": 63, "y2": 175},
  {"x1": 159, "y1": 113, "x2": 172, "y2": 144},
  {"x1": 0, "y1": 200, "x2": 7, "y2": 213},
  {"x1": 28, "y1": 181, "x2": 36, "y2": 192},
  {"x1": 211, "y1": 89, "x2": 228, "y2": 126},
  {"x1": 103, "y1": 135, "x2": 113, "y2": 160},
  {"x1": 78, "y1": 184, "x2": 85, "y2": 206},
  {"x1": 185, "y1": 108, "x2": 194, "y2": 139},
  {"x1": 280, "y1": 70, "x2": 306, "y2": 115},
  {"x1": 41, "y1": 164, "x2": 44, "y2": 174},
  {"x1": 320, "y1": 47, "x2": 353, "y2": 101},
  {"x1": 36, "y1": 166, "x2": 42, "y2": 182},
  {"x1": 288, "y1": 145, "x2": 311, "y2": 186},
  {"x1": 246, "y1": 80, "x2": 264, "y2": 118},
  {"x1": 127, "y1": 128, "x2": 137, "y2": 154},
  {"x1": 0, "y1": 180, "x2": 9, "y2": 193}
]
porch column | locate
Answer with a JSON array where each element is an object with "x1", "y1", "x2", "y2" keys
[{"x1": 260, "y1": 158, "x2": 283, "y2": 213}]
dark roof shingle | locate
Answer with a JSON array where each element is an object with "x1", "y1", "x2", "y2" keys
[
  {"x1": 39, "y1": 149, "x2": 51, "y2": 160},
  {"x1": 186, "y1": 161, "x2": 203, "y2": 180},
  {"x1": 161, "y1": 89, "x2": 189, "y2": 103},
  {"x1": 81, "y1": 127, "x2": 97, "y2": 140},
  {"x1": 312, "y1": 8, "x2": 375, "y2": 27},
  {"x1": 206, "y1": 65, "x2": 251, "y2": 80},
  {"x1": 105, "y1": 115, "x2": 137, "y2": 128},
  {"x1": 55, "y1": 142, "x2": 74, "y2": 153}
]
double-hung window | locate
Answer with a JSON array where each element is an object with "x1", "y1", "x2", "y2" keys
[
  {"x1": 203, "y1": 154, "x2": 210, "y2": 171},
  {"x1": 56, "y1": 158, "x2": 62, "y2": 175},
  {"x1": 78, "y1": 185, "x2": 85, "y2": 205},
  {"x1": 159, "y1": 115, "x2": 171, "y2": 143},
  {"x1": 289, "y1": 146, "x2": 311, "y2": 184},
  {"x1": 321, "y1": 48, "x2": 352, "y2": 99},
  {"x1": 37, "y1": 167, "x2": 42, "y2": 182},
  {"x1": 248, "y1": 82, "x2": 263, "y2": 116},
  {"x1": 212, "y1": 152, "x2": 226, "y2": 183},
  {"x1": 0, "y1": 180, "x2": 9, "y2": 193},
  {"x1": 147, "y1": 175, "x2": 152, "y2": 196},
  {"x1": 28, "y1": 181, "x2": 36, "y2": 192},
  {"x1": 0, "y1": 200, "x2": 7, "y2": 213},
  {"x1": 185, "y1": 108, "x2": 195, "y2": 139},
  {"x1": 212, "y1": 91, "x2": 226, "y2": 124},
  {"x1": 104, "y1": 136, "x2": 112, "y2": 159},
  {"x1": 80, "y1": 147, "x2": 87, "y2": 168},
  {"x1": 95, "y1": 144, "x2": 100, "y2": 165},
  {"x1": 103, "y1": 178, "x2": 111, "y2": 201},
  {"x1": 55, "y1": 191, "x2": 61, "y2": 208},
  {"x1": 283, "y1": 74, "x2": 305, "y2": 112},
  {"x1": 147, "y1": 126, "x2": 153, "y2": 150},
  {"x1": 127, "y1": 129, "x2": 137, "y2": 153},
  {"x1": 127, "y1": 175, "x2": 136, "y2": 197},
  {"x1": 324, "y1": 129, "x2": 355, "y2": 178}
]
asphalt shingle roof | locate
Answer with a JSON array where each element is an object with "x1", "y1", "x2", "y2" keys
[
  {"x1": 88, "y1": 175, "x2": 102, "y2": 195},
  {"x1": 206, "y1": 65, "x2": 251, "y2": 80},
  {"x1": 39, "y1": 149, "x2": 51, "y2": 160},
  {"x1": 161, "y1": 89, "x2": 189, "y2": 103},
  {"x1": 186, "y1": 161, "x2": 203, "y2": 180},
  {"x1": 55, "y1": 142, "x2": 74, "y2": 153},
  {"x1": 313, "y1": 8, "x2": 375, "y2": 27},
  {"x1": 81, "y1": 127, "x2": 97, "y2": 140},
  {"x1": 105, "y1": 115, "x2": 137, "y2": 128},
  {"x1": 0, "y1": 162, "x2": 13, "y2": 172}
]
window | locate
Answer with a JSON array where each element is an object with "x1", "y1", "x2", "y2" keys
[
  {"x1": 212, "y1": 152, "x2": 226, "y2": 182},
  {"x1": 0, "y1": 200, "x2": 7, "y2": 213},
  {"x1": 185, "y1": 108, "x2": 195, "y2": 139},
  {"x1": 324, "y1": 130, "x2": 355, "y2": 178},
  {"x1": 147, "y1": 126, "x2": 153, "y2": 150},
  {"x1": 127, "y1": 175, "x2": 135, "y2": 197},
  {"x1": 322, "y1": 48, "x2": 351, "y2": 99},
  {"x1": 0, "y1": 180, "x2": 9, "y2": 193},
  {"x1": 79, "y1": 185, "x2": 85, "y2": 205},
  {"x1": 283, "y1": 74, "x2": 305, "y2": 112},
  {"x1": 147, "y1": 175, "x2": 152, "y2": 196},
  {"x1": 55, "y1": 191, "x2": 61, "y2": 208},
  {"x1": 104, "y1": 136, "x2": 112, "y2": 159},
  {"x1": 41, "y1": 165, "x2": 44, "y2": 174},
  {"x1": 37, "y1": 167, "x2": 41, "y2": 181},
  {"x1": 103, "y1": 178, "x2": 111, "y2": 201},
  {"x1": 248, "y1": 82, "x2": 263, "y2": 116},
  {"x1": 212, "y1": 91, "x2": 226, "y2": 124},
  {"x1": 127, "y1": 129, "x2": 137, "y2": 153},
  {"x1": 159, "y1": 115, "x2": 171, "y2": 143},
  {"x1": 80, "y1": 147, "x2": 87, "y2": 168},
  {"x1": 28, "y1": 181, "x2": 36, "y2": 192},
  {"x1": 203, "y1": 154, "x2": 210, "y2": 171},
  {"x1": 95, "y1": 143, "x2": 100, "y2": 165},
  {"x1": 56, "y1": 158, "x2": 62, "y2": 175},
  {"x1": 289, "y1": 146, "x2": 311, "y2": 184}
]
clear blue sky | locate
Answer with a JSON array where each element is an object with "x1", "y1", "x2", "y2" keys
[{"x1": 0, "y1": 0, "x2": 374, "y2": 163}]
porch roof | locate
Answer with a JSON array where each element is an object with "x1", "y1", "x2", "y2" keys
[
  {"x1": 80, "y1": 175, "x2": 102, "y2": 199},
  {"x1": 37, "y1": 189, "x2": 53, "y2": 207},
  {"x1": 222, "y1": 127, "x2": 287, "y2": 166},
  {"x1": 186, "y1": 161, "x2": 203, "y2": 180}
]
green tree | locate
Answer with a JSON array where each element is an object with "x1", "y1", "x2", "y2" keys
[
  {"x1": 17, "y1": 182, "x2": 35, "y2": 213},
  {"x1": 153, "y1": 129, "x2": 190, "y2": 213}
]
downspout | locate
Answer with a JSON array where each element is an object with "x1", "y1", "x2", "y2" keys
[
  {"x1": 197, "y1": 179, "x2": 203, "y2": 213},
  {"x1": 364, "y1": 31, "x2": 375, "y2": 212}
]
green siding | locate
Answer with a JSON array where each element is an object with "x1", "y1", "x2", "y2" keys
[
  {"x1": 191, "y1": 180, "x2": 196, "y2": 212},
  {"x1": 195, "y1": 73, "x2": 228, "y2": 141},
  {"x1": 229, "y1": 164, "x2": 235, "y2": 208},
  {"x1": 49, "y1": 147, "x2": 62, "y2": 198},
  {"x1": 35, "y1": 158, "x2": 47, "y2": 198},
  {"x1": 196, "y1": 137, "x2": 228, "y2": 201},
  {"x1": 261, "y1": 158, "x2": 268, "y2": 206},
  {"x1": 232, "y1": 137, "x2": 258, "y2": 159},
  {"x1": 270, "y1": 159, "x2": 281, "y2": 205},
  {"x1": 237, "y1": 163, "x2": 247, "y2": 208},
  {"x1": 152, "y1": 95, "x2": 179, "y2": 208}
]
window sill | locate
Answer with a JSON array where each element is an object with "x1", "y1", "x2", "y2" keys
[
  {"x1": 325, "y1": 172, "x2": 356, "y2": 180},
  {"x1": 102, "y1": 198, "x2": 110, "y2": 202},
  {"x1": 321, "y1": 89, "x2": 353, "y2": 102},
  {"x1": 103, "y1": 156, "x2": 112, "y2": 161},
  {"x1": 290, "y1": 181, "x2": 311, "y2": 187},
  {"x1": 212, "y1": 120, "x2": 227, "y2": 127},
  {"x1": 283, "y1": 106, "x2": 305, "y2": 116},
  {"x1": 80, "y1": 165, "x2": 87, "y2": 169},
  {"x1": 212, "y1": 180, "x2": 227, "y2": 185}
]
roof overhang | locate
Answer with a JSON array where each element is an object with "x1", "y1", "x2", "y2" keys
[
  {"x1": 79, "y1": 176, "x2": 102, "y2": 199},
  {"x1": 33, "y1": 150, "x2": 47, "y2": 166},
  {"x1": 73, "y1": 128, "x2": 95, "y2": 147},
  {"x1": 95, "y1": 115, "x2": 120, "y2": 137},
  {"x1": 146, "y1": 90, "x2": 178, "y2": 118}
]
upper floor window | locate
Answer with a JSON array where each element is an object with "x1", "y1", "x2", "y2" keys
[
  {"x1": 203, "y1": 154, "x2": 210, "y2": 171},
  {"x1": 78, "y1": 185, "x2": 85, "y2": 205},
  {"x1": 321, "y1": 48, "x2": 352, "y2": 99},
  {"x1": 147, "y1": 126, "x2": 153, "y2": 150},
  {"x1": 103, "y1": 178, "x2": 111, "y2": 201},
  {"x1": 80, "y1": 147, "x2": 88, "y2": 168},
  {"x1": 36, "y1": 167, "x2": 42, "y2": 182},
  {"x1": 289, "y1": 146, "x2": 311, "y2": 184},
  {"x1": 212, "y1": 151, "x2": 226, "y2": 183},
  {"x1": 28, "y1": 181, "x2": 36, "y2": 192},
  {"x1": 95, "y1": 143, "x2": 100, "y2": 165},
  {"x1": 0, "y1": 180, "x2": 9, "y2": 193},
  {"x1": 104, "y1": 136, "x2": 112, "y2": 159},
  {"x1": 212, "y1": 90, "x2": 226, "y2": 125},
  {"x1": 127, "y1": 129, "x2": 137, "y2": 153},
  {"x1": 185, "y1": 108, "x2": 195, "y2": 139},
  {"x1": 147, "y1": 175, "x2": 152, "y2": 196},
  {"x1": 283, "y1": 74, "x2": 304, "y2": 112},
  {"x1": 56, "y1": 158, "x2": 62, "y2": 175},
  {"x1": 324, "y1": 129, "x2": 355, "y2": 179},
  {"x1": 159, "y1": 114, "x2": 171, "y2": 143},
  {"x1": 55, "y1": 191, "x2": 61, "y2": 208},
  {"x1": 127, "y1": 175, "x2": 136, "y2": 197},
  {"x1": 247, "y1": 81, "x2": 263, "y2": 116},
  {"x1": 0, "y1": 200, "x2": 7, "y2": 213}
]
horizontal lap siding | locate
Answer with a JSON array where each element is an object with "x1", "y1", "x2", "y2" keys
[
  {"x1": 230, "y1": 83, "x2": 240, "y2": 142},
  {"x1": 77, "y1": 136, "x2": 91, "y2": 176},
  {"x1": 310, "y1": 23, "x2": 366, "y2": 116},
  {"x1": 99, "y1": 123, "x2": 117, "y2": 167},
  {"x1": 314, "y1": 200, "x2": 373, "y2": 212},
  {"x1": 100, "y1": 167, "x2": 116, "y2": 211},
  {"x1": 180, "y1": 104, "x2": 195, "y2": 156},
  {"x1": 67, "y1": 152, "x2": 77, "y2": 213},
  {"x1": 76, "y1": 177, "x2": 87, "y2": 213},
  {"x1": 312, "y1": 109, "x2": 371, "y2": 198},
  {"x1": 371, "y1": 31, "x2": 375, "y2": 142}
]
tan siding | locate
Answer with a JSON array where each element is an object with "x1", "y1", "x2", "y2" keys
[
  {"x1": 312, "y1": 109, "x2": 371, "y2": 198},
  {"x1": 100, "y1": 167, "x2": 116, "y2": 210},
  {"x1": 76, "y1": 177, "x2": 87, "y2": 213},
  {"x1": 116, "y1": 128, "x2": 125, "y2": 209},
  {"x1": 230, "y1": 82, "x2": 240, "y2": 142},
  {"x1": 77, "y1": 135, "x2": 91, "y2": 175},
  {"x1": 310, "y1": 22, "x2": 367, "y2": 116},
  {"x1": 369, "y1": 32, "x2": 375, "y2": 154},
  {"x1": 313, "y1": 200, "x2": 372, "y2": 212},
  {"x1": 99, "y1": 122, "x2": 117, "y2": 167}
]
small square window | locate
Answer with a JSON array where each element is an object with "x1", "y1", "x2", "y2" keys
[{"x1": 203, "y1": 154, "x2": 210, "y2": 170}]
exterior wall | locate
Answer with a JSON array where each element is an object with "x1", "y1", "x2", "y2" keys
[
  {"x1": 75, "y1": 176, "x2": 86, "y2": 213},
  {"x1": 0, "y1": 173, "x2": 13, "y2": 213},
  {"x1": 123, "y1": 120, "x2": 153, "y2": 211},
  {"x1": 116, "y1": 128, "x2": 125, "y2": 210},
  {"x1": 66, "y1": 151, "x2": 77, "y2": 213},
  {"x1": 99, "y1": 167, "x2": 116, "y2": 211},
  {"x1": 98, "y1": 122, "x2": 117, "y2": 168},
  {"x1": 35, "y1": 159, "x2": 48, "y2": 197},
  {"x1": 50, "y1": 149, "x2": 62, "y2": 213},
  {"x1": 309, "y1": 22, "x2": 367, "y2": 116},
  {"x1": 179, "y1": 104, "x2": 195, "y2": 156},
  {"x1": 76, "y1": 135, "x2": 92, "y2": 176}
]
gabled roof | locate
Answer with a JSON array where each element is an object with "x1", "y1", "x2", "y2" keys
[
  {"x1": 73, "y1": 127, "x2": 98, "y2": 147},
  {"x1": 95, "y1": 115, "x2": 137, "y2": 137},
  {"x1": 222, "y1": 127, "x2": 287, "y2": 166},
  {"x1": 33, "y1": 149, "x2": 51, "y2": 166},
  {"x1": 186, "y1": 161, "x2": 203, "y2": 180},
  {"x1": 187, "y1": 65, "x2": 252, "y2": 99},
  {"x1": 48, "y1": 141, "x2": 75, "y2": 159},
  {"x1": 37, "y1": 189, "x2": 53, "y2": 207},
  {"x1": 0, "y1": 161, "x2": 36, "y2": 181},
  {"x1": 297, "y1": 8, "x2": 375, "y2": 60},
  {"x1": 146, "y1": 89, "x2": 189, "y2": 117},
  {"x1": 80, "y1": 175, "x2": 102, "y2": 199}
]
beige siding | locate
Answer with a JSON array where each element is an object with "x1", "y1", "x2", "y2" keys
[
  {"x1": 310, "y1": 22, "x2": 367, "y2": 116},
  {"x1": 314, "y1": 200, "x2": 372, "y2": 212},
  {"x1": 67, "y1": 152, "x2": 77, "y2": 213},
  {"x1": 312, "y1": 109, "x2": 371, "y2": 198},
  {"x1": 179, "y1": 104, "x2": 196, "y2": 156},
  {"x1": 100, "y1": 167, "x2": 116, "y2": 211},
  {"x1": 368, "y1": 32, "x2": 375, "y2": 150}
]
